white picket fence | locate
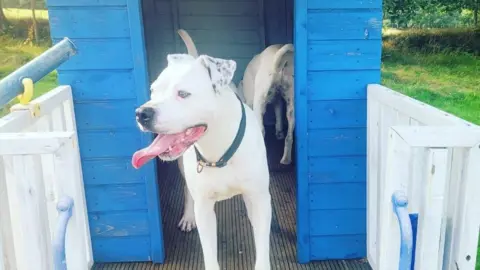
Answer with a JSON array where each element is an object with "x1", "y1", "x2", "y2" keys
[
  {"x1": 367, "y1": 84, "x2": 480, "y2": 270},
  {"x1": 0, "y1": 86, "x2": 93, "y2": 270}
]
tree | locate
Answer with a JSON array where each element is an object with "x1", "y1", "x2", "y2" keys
[
  {"x1": 383, "y1": 0, "x2": 420, "y2": 28},
  {"x1": 30, "y1": 0, "x2": 39, "y2": 43},
  {"x1": 422, "y1": 0, "x2": 479, "y2": 26},
  {"x1": 0, "y1": 0, "x2": 8, "y2": 30},
  {"x1": 471, "y1": 0, "x2": 479, "y2": 25}
]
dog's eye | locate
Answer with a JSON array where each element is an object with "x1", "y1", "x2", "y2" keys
[{"x1": 177, "y1": 90, "x2": 191, "y2": 99}]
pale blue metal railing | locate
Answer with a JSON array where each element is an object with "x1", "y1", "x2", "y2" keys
[
  {"x1": 0, "y1": 37, "x2": 77, "y2": 270},
  {"x1": 392, "y1": 191, "x2": 417, "y2": 270},
  {"x1": 0, "y1": 37, "x2": 76, "y2": 107},
  {"x1": 53, "y1": 196, "x2": 75, "y2": 270}
]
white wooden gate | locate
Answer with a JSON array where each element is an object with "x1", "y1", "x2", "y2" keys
[
  {"x1": 367, "y1": 84, "x2": 480, "y2": 270},
  {"x1": 0, "y1": 86, "x2": 93, "y2": 270}
]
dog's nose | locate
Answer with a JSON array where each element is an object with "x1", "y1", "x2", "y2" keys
[{"x1": 136, "y1": 107, "x2": 155, "y2": 124}]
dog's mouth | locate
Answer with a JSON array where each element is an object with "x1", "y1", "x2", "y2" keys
[{"x1": 132, "y1": 124, "x2": 207, "y2": 169}]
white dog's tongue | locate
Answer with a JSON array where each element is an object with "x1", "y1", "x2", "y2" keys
[{"x1": 132, "y1": 134, "x2": 177, "y2": 169}]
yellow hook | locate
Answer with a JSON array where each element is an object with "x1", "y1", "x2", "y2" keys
[{"x1": 17, "y1": 78, "x2": 34, "y2": 105}]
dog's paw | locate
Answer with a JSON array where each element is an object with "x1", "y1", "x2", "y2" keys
[
  {"x1": 275, "y1": 130, "x2": 285, "y2": 140},
  {"x1": 178, "y1": 215, "x2": 196, "y2": 232},
  {"x1": 280, "y1": 156, "x2": 292, "y2": 165}
]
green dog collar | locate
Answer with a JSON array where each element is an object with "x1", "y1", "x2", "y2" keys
[{"x1": 194, "y1": 94, "x2": 246, "y2": 173}]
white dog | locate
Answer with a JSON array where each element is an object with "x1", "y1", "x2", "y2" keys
[
  {"x1": 242, "y1": 44, "x2": 295, "y2": 165},
  {"x1": 132, "y1": 30, "x2": 272, "y2": 270},
  {"x1": 175, "y1": 30, "x2": 246, "y2": 232}
]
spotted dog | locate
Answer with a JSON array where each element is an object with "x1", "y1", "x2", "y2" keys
[{"x1": 242, "y1": 44, "x2": 295, "y2": 165}]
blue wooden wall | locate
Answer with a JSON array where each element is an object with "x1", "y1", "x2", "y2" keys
[
  {"x1": 295, "y1": 0, "x2": 382, "y2": 262},
  {"x1": 142, "y1": 0, "x2": 265, "y2": 84},
  {"x1": 47, "y1": 0, "x2": 164, "y2": 263}
]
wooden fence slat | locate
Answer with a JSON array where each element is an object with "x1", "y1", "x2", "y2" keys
[
  {"x1": 61, "y1": 90, "x2": 94, "y2": 267},
  {"x1": 376, "y1": 104, "x2": 398, "y2": 266},
  {"x1": 377, "y1": 128, "x2": 412, "y2": 269},
  {"x1": 0, "y1": 157, "x2": 16, "y2": 270},
  {"x1": 367, "y1": 97, "x2": 380, "y2": 268},
  {"x1": 448, "y1": 145, "x2": 480, "y2": 269},
  {"x1": 414, "y1": 148, "x2": 449, "y2": 270},
  {"x1": 442, "y1": 148, "x2": 467, "y2": 269},
  {"x1": 407, "y1": 148, "x2": 426, "y2": 213},
  {"x1": 53, "y1": 137, "x2": 91, "y2": 270},
  {"x1": 7, "y1": 155, "x2": 53, "y2": 270},
  {"x1": 35, "y1": 115, "x2": 58, "y2": 245}
]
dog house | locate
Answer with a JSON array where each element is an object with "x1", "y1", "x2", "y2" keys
[{"x1": 46, "y1": 0, "x2": 382, "y2": 267}]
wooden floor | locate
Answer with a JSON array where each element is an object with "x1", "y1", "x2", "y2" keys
[{"x1": 93, "y1": 129, "x2": 371, "y2": 270}]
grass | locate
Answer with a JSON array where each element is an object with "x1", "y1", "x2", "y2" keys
[
  {"x1": 3, "y1": 8, "x2": 49, "y2": 21},
  {"x1": 381, "y1": 48, "x2": 480, "y2": 125}
]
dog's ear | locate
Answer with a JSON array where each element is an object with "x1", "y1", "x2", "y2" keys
[
  {"x1": 198, "y1": 55, "x2": 236, "y2": 93},
  {"x1": 167, "y1": 54, "x2": 195, "y2": 66}
]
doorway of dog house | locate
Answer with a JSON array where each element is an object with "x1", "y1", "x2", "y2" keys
[{"x1": 141, "y1": 0, "x2": 296, "y2": 267}]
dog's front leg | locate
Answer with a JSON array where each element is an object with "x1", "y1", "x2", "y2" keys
[
  {"x1": 194, "y1": 198, "x2": 219, "y2": 270},
  {"x1": 178, "y1": 185, "x2": 196, "y2": 232},
  {"x1": 244, "y1": 192, "x2": 272, "y2": 270}
]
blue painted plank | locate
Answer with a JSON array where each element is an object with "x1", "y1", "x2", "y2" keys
[
  {"x1": 143, "y1": 15, "x2": 173, "y2": 30},
  {"x1": 82, "y1": 158, "x2": 145, "y2": 185},
  {"x1": 48, "y1": 8, "x2": 129, "y2": 38},
  {"x1": 147, "y1": 13, "x2": 173, "y2": 30},
  {"x1": 295, "y1": 0, "x2": 310, "y2": 263},
  {"x1": 308, "y1": 128, "x2": 367, "y2": 157},
  {"x1": 308, "y1": 0, "x2": 382, "y2": 9},
  {"x1": 308, "y1": 100, "x2": 367, "y2": 129},
  {"x1": 309, "y1": 183, "x2": 366, "y2": 210},
  {"x1": 308, "y1": 40, "x2": 382, "y2": 71},
  {"x1": 47, "y1": 0, "x2": 127, "y2": 6},
  {"x1": 128, "y1": 0, "x2": 165, "y2": 262},
  {"x1": 77, "y1": 131, "x2": 147, "y2": 159},
  {"x1": 308, "y1": 11, "x2": 382, "y2": 40},
  {"x1": 310, "y1": 209, "x2": 366, "y2": 236},
  {"x1": 184, "y1": 44, "x2": 260, "y2": 59},
  {"x1": 310, "y1": 235, "x2": 366, "y2": 259},
  {"x1": 308, "y1": 70, "x2": 380, "y2": 100},
  {"x1": 180, "y1": 16, "x2": 259, "y2": 30},
  {"x1": 151, "y1": 0, "x2": 171, "y2": 15},
  {"x1": 74, "y1": 100, "x2": 138, "y2": 130},
  {"x1": 179, "y1": 1, "x2": 258, "y2": 15},
  {"x1": 91, "y1": 236, "x2": 151, "y2": 262},
  {"x1": 58, "y1": 70, "x2": 137, "y2": 101},
  {"x1": 178, "y1": 0, "x2": 255, "y2": 1},
  {"x1": 85, "y1": 184, "x2": 147, "y2": 212},
  {"x1": 54, "y1": 39, "x2": 133, "y2": 71},
  {"x1": 308, "y1": 156, "x2": 366, "y2": 183},
  {"x1": 89, "y1": 211, "x2": 149, "y2": 237},
  {"x1": 264, "y1": 0, "x2": 288, "y2": 45},
  {"x1": 176, "y1": 30, "x2": 261, "y2": 44},
  {"x1": 145, "y1": 29, "x2": 175, "y2": 44}
]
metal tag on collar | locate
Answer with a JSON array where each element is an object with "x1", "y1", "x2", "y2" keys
[{"x1": 197, "y1": 162, "x2": 204, "y2": 173}]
